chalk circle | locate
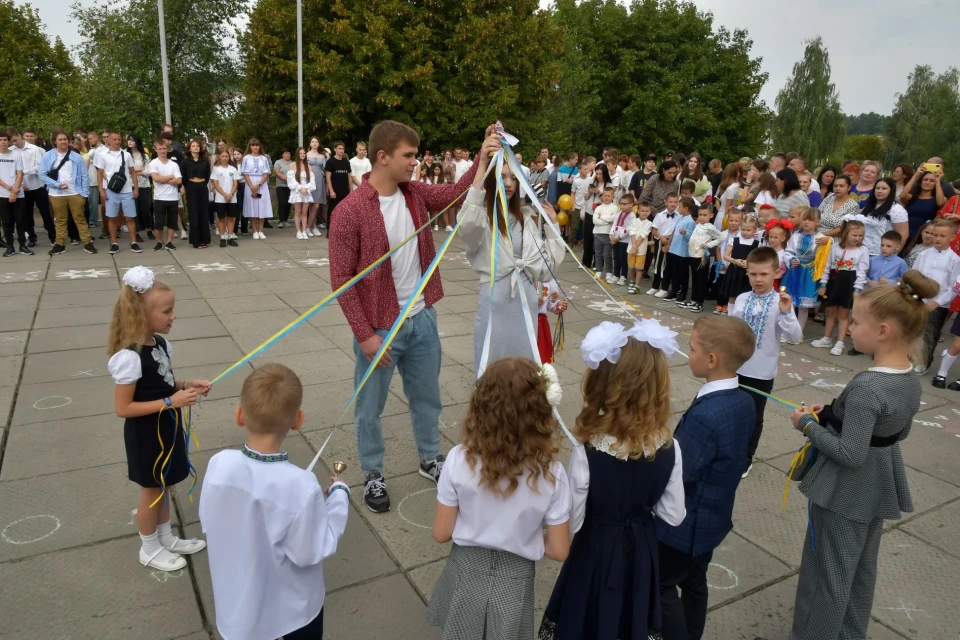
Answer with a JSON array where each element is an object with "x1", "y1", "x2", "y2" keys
[
  {"x1": 397, "y1": 487, "x2": 438, "y2": 530},
  {"x1": 33, "y1": 396, "x2": 72, "y2": 410},
  {"x1": 1, "y1": 515, "x2": 62, "y2": 545},
  {"x1": 707, "y1": 562, "x2": 739, "y2": 590}
]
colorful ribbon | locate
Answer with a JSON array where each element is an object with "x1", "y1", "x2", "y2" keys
[{"x1": 553, "y1": 312, "x2": 565, "y2": 357}]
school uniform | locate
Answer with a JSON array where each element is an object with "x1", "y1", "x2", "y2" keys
[
  {"x1": 668, "y1": 214, "x2": 696, "y2": 300},
  {"x1": 610, "y1": 209, "x2": 635, "y2": 279},
  {"x1": 820, "y1": 244, "x2": 869, "y2": 309},
  {"x1": 650, "y1": 209, "x2": 679, "y2": 292},
  {"x1": 913, "y1": 246, "x2": 960, "y2": 368},
  {"x1": 687, "y1": 223, "x2": 723, "y2": 306},
  {"x1": 718, "y1": 234, "x2": 759, "y2": 303},
  {"x1": 867, "y1": 254, "x2": 908, "y2": 285}
]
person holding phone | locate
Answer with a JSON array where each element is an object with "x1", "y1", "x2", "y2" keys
[{"x1": 901, "y1": 163, "x2": 949, "y2": 241}]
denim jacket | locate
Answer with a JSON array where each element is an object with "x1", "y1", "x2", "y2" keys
[{"x1": 39, "y1": 148, "x2": 90, "y2": 197}]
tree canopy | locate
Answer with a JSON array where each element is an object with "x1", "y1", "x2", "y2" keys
[
  {"x1": 885, "y1": 65, "x2": 960, "y2": 174},
  {"x1": 845, "y1": 112, "x2": 888, "y2": 136}
]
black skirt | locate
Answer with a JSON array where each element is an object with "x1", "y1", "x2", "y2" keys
[
  {"x1": 718, "y1": 264, "x2": 750, "y2": 299},
  {"x1": 824, "y1": 270, "x2": 856, "y2": 309},
  {"x1": 124, "y1": 409, "x2": 189, "y2": 488}
]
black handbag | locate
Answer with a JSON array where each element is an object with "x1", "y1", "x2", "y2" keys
[
  {"x1": 107, "y1": 151, "x2": 128, "y2": 193},
  {"x1": 46, "y1": 152, "x2": 70, "y2": 181}
]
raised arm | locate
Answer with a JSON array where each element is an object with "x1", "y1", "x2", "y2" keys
[{"x1": 282, "y1": 484, "x2": 349, "y2": 567}]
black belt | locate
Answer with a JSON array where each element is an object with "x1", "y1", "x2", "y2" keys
[{"x1": 818, "y1": 403, "x2": 902, "y2": 448}]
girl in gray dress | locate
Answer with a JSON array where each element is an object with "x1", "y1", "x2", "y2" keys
[
  {"x1": 459, "y1": 153, "x2": 565, "y2": 376},
  {"x1": 306, "y1": 137, "x2": 327, "y2": 237},
  {"x1": 784, "y1": 269, "x2": 938, "y2": 640}
]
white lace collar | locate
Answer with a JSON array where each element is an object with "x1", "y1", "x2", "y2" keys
[{"x1": 589, "y1": 433, "x2": 667, "y2": 460}]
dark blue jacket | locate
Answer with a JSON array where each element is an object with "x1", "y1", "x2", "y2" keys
[{"x1": 657, "y1": 387, "x2": 755, "y2": 557}]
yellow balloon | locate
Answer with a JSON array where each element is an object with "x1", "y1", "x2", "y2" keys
[
  {"x1": 556, "y1": 211, "x2": 569, "y2": 226},
  {"x1": 558, "y1": 194, "x2": 574, "y2": 211}
]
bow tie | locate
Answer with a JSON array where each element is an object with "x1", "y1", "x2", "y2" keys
[{"x1": 666, "y1": 213, "x2": 675, "y2": 219}]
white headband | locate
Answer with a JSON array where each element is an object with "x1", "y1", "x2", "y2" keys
[
  {"x1": 580, "y1": 319, "x2": 680, "y2": 369},
  {"x1": 123, "y1": 266, "x2": 155, "y2": 293}
]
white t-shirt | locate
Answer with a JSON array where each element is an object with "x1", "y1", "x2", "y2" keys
[
  {"x1": 149, "y1": 158, "x2": 182, "y2": 201},
  {"x1": 50, "y1": 152, "x2": 77, "y2": 197},
  {"x1": 349, "y1": 156, "x2": 371, "y2": 188},
  {"x1": 210, "y1": 165, "x2": 238, "y2": 203},
  {"x1": 19, "y1": 142, "x2": 44, "y2": 191},
  {"x1": 715, "y1": 182, "x2": 741, "y2": 230},
  {"x1": 755, "y1": 190, "x2": 776, "y2": 208},
  {"x1": 379, "y1": 191, "x2": 424, "y2": 316},
  {"x1": 454, "y1": 159, "x2": 473, "y2": 182},
  {"x1": 0, "y1": 150, "x2": 24, "y2": 199},
  {"x1": 94, "y1": 148, "x2": 134, "y2": 193},
  {"x1": 436, "y1": 444, "x2": 571, "y2": 561},
  {"x1": 572, "y1": 176, "x2": 592, "y2": 210}
]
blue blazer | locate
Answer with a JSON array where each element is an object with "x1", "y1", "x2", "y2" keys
[
  {"x1": 657, "y1": 388, "x2": 755, "y2": 557},
  {"x1": 39, "y1": 148, "x2": 90, "y2": 197}
]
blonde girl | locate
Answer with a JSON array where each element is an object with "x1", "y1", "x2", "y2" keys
[
  {"x1": 813, "y1": 220, "x2": 869, "y2": 355},
  {"x1": 782, "y1": 207, "x2": 827, "y2": 334},
  {"x1": 789, "y1": 271, "x2": 935, "y2": 639},
  {"x1": 427, "y1": 358, "x2": 570, "y2": 639},
  {"x1": 287, "y1": 147, "x2": 316, "y2": 239},
  {"x1": 210, "y1": 149, "x2": 239, "y2": 247},
  {"x1": 107, "y1": 267, "x2": 210, "y2": 571},
  {"x1": 540, "y1": 321, "x2": 685, "y2": 639}
]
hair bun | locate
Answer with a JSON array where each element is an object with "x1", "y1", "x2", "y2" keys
[{"x1": 900, "y1": 269, "x2": 939, "y2": 301}]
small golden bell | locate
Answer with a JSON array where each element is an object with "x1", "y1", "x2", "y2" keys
[{"x1": 332, "y1": 461, "x2": 347, "y2": 475}]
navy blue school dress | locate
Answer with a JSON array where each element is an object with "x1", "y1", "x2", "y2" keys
[{"x1": 539, "y1": 443, "x2": 675, "y2": 640}]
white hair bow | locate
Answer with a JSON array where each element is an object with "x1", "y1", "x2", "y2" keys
[
  {"x1": 123, "y1": 266, "x2": 155, "y2": 293},
  {"x1": 580, "y1": 319, "x2": 680, "y2": 369}
]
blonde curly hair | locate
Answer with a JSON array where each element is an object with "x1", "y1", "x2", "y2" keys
[{"x1": 106, "y1": 280, "x2": 173, "y2": 355}]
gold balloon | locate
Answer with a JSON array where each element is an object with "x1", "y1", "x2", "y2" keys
[
  {"x1": 556, "y1": 211, "x2": 569, "y2": 226},
  {"x1": 558, "y1": 194, "x2": 574, "y2": 211}
]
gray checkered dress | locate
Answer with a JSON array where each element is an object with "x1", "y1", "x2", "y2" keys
[{"x1": 426, "y1": 543, "x2": 536, "y2": 640}]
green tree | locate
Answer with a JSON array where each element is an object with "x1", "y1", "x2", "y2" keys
[
  {"x1": 0, "y1": 1, "x2": 75, "y2": 127},
  {"x1": 842, "y1": 134, "x2": 884, "y2": 162},
  {"x1": 238, "y1": 0, "x2": 561, "y2": 153},
  {"x1": 544, "y1": 0, "x2": 769, "y2": 161},
  {"x1": 885, "y1": 65, "x2": 960, "y2": 177},
  {"x1": 69, "y1": 0, "x2": 244, "y2": 138},
  {"x1": 771, "y1": 37, "x2": 844, "y2": 165},
  {"x1": 845, "y1": 112, "x2": 888, "y2": 136}
]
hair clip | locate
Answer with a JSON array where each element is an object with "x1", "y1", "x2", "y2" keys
[{"x1": 123, "y1": 266, "x2": 154, "y2": 293}]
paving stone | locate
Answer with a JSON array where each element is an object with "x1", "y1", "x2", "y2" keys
[
  {"x1": 11, "y1": 376, "x2": 114, "y2": 425},
  {"x1": 27, "y1": 323, "x2": 110, "y2": 352},
  {"x1": 252, "y1": 348, "x2": 357, "y2": 384},
  {"x1": 0, "y1": 281, "x2": 43, "y2": 295},
  {"x1": 221, "y1": 310, "x2": 337, "y2": 356},
  {"x1": 0, "y1": 462, "x2": 176, "y2": 561},
  {"x1": 0, "y1": 294, "x2": 40, "y2": 312},
  {"x1": 168, "y1": 316, "x2": 229, "y2": 341},
  {"x1": 39, "y1": 289, "x2": 120, "y2": 310},
  {"x1": 1, "y1": 413, "x2": 126, "y2": 480},
  {"x1": 901, "y1": 499, "x2": 960, "y2": 559},
  {"x1": 33, "y1": 304, "x2": 113, "y2": 329},
  {"x1": 41, "y1": 276, "x2": 120, "y2": 294},
  {"x1": 0, "y1": 310, "x2": 34, "y2": 332},
  {"x1": 300, "y1": 304, "x2": 352, "y2": 328},
  {"x1": 0, "y1": 355, "x2": 22, "y2": 388},
  {"x1": 705, "y1": 531, "x2": 795, "y2": 608},
  {"x1": 315, "y1": 323, "x2": 357, "y2": 351},
  {"x1": 323, "y1": 573, "x2": 440, "y2": 639},
  {"x1": 0, "y1": 537, "x2": 204, "y2": 640},
  {"x1": 0, "y1": 330, "x2": 28, "y2": 356},
  {"x1": 206, "y1": 293, "x2": 291, "y2": 316},
  {"x1": 192, "y1": 280, "x2": 272, "y2": 298}
]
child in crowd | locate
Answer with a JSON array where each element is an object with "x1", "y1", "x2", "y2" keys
[
  {"x1": 536, "y1": 279, "x2": 568, "y2": 364},
  {"x1": 593, "y1": 186, "x2": 619, "y2": 282},
  {"x1": 729, "y1": 247, "x2": 802, "y2": 477},
  {"x1": 812, "y1": 220, "x2": 869, "y2": 356},
  {"x1": 719, "y1": 213, "x2": 760, "y2": 308},
  {"x1": 904, "y1": 222, "x2": 934, "y2": 267},
  {"x1": 610, "y1": 193, "x2": 637, "y2": 285},
  {"x1": 658, "y1": 315, "x2": 756, "y2": 640},
  {"x1": 913, "y1": 219, "x2": 960, "y2": 373},
  {"x1": 148, "y1": 138, "x2": 182, "y2": 251},
  {"x1": 428, "y1": 358, "x2": 571, "y2": 638},
  {"x1": 107, "y1": 266, "x2": 209, "y2": 571},
  {"x1": 685, "y1": 201, "x2": 724, "y2": 312},
  {"x1": 713, "y1": 210, "x2": 742, "y2": 314},
  {"x1": 571, "y1": 162, "x2": 592, "y2": 247},
  {"x1": 666, "y1": 196, "x2": 697, "y2": 304},
  {"x1": 764, "y1": 219, "x2": 792, "y2": 290},
  {"x1": 210, "y1": 149, "x2": 239, "y2": 248},
  {"x1": 627, "y1": 199, "x2": 653, "y2": 294},
  {"x1": 756, "y1": 204, "x2": 777, "y2": 245},
  {"x1": 287, "y1": 147, "x2": 316, "y2": 240},
  {"x1": 782, "y1": 206, "x2": 828, "y2": 339},
  {"x1": 782, "y1": 272, "x2": 932, "y2": 640},
  {"x1": 679, "y1": 180, "x2": 699, "y2": 207},
  {"x1": 868, "y1": 231, "x2": 908, "y2": 287},
  {"x1": 540, "y1": 320, "x2": 685, "y2": 639},
  {"x1": 648, "y1": 192, "x2": 681, "y2": 297},
  {"x1": 200, "y1": 363, "x2": 349, "y2": 640}
]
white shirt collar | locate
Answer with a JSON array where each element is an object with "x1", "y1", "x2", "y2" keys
[
  {"x1": 696, "y1": 376, "x2": 739, "y2": 398},
  {"x1": 868, "y1": 366, "x2": 913, "y2": 374}
]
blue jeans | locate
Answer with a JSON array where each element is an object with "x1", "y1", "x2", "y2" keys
[{"x1": 353, "y1": 306, "x2": 442, "y2": 474}]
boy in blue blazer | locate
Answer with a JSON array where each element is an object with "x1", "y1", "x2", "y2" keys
[{"x1": 657, "y1": 315, "x2": 757, "y2": 640}]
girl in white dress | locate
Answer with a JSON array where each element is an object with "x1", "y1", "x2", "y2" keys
[
  {"x1": 241, "y1": 138, "x2": 273, "y2": 239},
  {"x1": 287, "y1": 147, "x2": 316, "y2": 239}
]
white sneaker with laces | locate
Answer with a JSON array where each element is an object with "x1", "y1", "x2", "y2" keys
[
  {"x1": 445, "y1": 225, "x2": 453, "y2": 232},
  {"x1": 654, "y1": 290, "x2": 669, "y2": 298},
  {"x1": 139, "y1": 547, "x2": 187, "y2": 571},
  {"x1": 645, "y1": 287, "x2": 658, "y2": 295},
  {"x1": 617, "y1": 276, "x2": 627, "y2": 285},
  {"x1": 313, "y1": 227, "x2": 321, "y2": 236},
  {"x1": 811, "y1": 336, "x2": 833, "y2": 348},
  {"x1": 830, "y1": 341, "x2": 845, "y2": 356}
]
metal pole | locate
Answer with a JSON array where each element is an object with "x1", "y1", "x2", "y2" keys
[
  {"x1": 296, "y1": 0, "x2": 304, "y2": 147},
  {"x1": 158, "y1": 0, "x2": 172, "y2": 125}
]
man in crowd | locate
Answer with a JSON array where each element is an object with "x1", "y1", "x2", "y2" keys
[
  {"x1": 8, "y1": 127, "x2": 54, "y2": 247},
  {"x1": 325, "y1": 141, "x2": 352, "y2": 222},
  {"x1": 87, "y1": 130, "x2": 106, "y2": 233},
  {"x1": 95, "y1": 131, "x2": 141, "y2": 254},
  {"x1": 0, "y1": 130, "x2": 31, "y2": 256},
  {"x1": 350, "y1": 141, "x2": 372, "y2": 191},
  {"x1": 788, "y1": 156, "x2": 819, "y2": 192},
  {"x1": 630, "y1": 153, "x2": 658, "y2": 198},
  {"x1": 453, "y1": 148, "x2": 473, "y2": 183},
  {"x1": 769, "y1": 152, "x2": 787, "y2": 174},
  {"x1": 540, "y1": 147, "x2": 552, "y2": 172},
  {"x1": 40, "y1": 128, "x2": 95, "y2": 255}
]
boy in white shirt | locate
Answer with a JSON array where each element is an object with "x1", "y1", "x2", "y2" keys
[
  {"x1": 687, "y1": 202, "x2": 724, "y2": 312},
  {"x1": 349, "y1": 141, "x2": 372, "y2": 191},
  {"x1": 627, "y1": 200, "x2": 653, "y2": 294},
  {"x1": 0, "y1": 130, "x2": 28, "y2": 256},
  {"x1": 148, "y1": 139, "x2": 183, "y2": 251},
  {"x1": 571, "y1": 163, "x2": 592, "y2": 246},
  {"x1": 647, "y1": 192, "x2": 680, "y2": 296},
  {"x1": 914, "y1": 218, "x2": 960, "y2": 372},
  {"x1": 200, "y1": 364, "x2": 349, "y2": 640}
]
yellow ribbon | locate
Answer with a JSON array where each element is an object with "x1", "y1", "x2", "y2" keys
[
  {"x1": 150, "y1": 407, "x2": 178, "y2": 509},
  {"x1": 812, "y1": 238, "x2": 832, "y2": 282}
]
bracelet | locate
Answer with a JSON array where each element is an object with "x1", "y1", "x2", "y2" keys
[
  {"x1": 162, "y1": 397, "x2": 173, "y2": 408},
  {"x1": 328, "y1": 484, "x2": 350, "y2": 499}
]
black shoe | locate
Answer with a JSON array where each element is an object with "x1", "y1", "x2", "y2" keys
[
  {"x1": 847, "y1": 347, "x2": 863, "y2": 356},
  {"x1": 227, "y1": 238, "x2": 238, "y2": 247},
  {"x1": 642, "y1": 273, "x2": 650, "y2": 280},
  {"x1": 690, "y1": 303, "x2": 703, "y2": 313},
  {"x1": 932, "y1": 375, "x2": 947, "y2": 389},
  {"x1": 219, "y1": 238, "x2": 227, "y2": 248},
  {"x1": 263, "y1": 220, "x2": 273, "y2": 228},
  {"x1": 165, "y1": 242, "x2": 176, "y2": 250},
  {"x1": 240, "y1": 230, "x2": 248, "y2": 236},
  {"x1": 130, "y1": 243, "x2": 142, "y2": 253},
  {"x1": 135, "y1": 233, "x2": 144, "y2": 243},
  {"x1": 147, "y1": 230, "x2": 155, "y2": 240},
  {"x1": 663, "y1": 293, "x2": 677, "y2": 302},
  {"x1": 363, "y1": 473, "x2": 390, "y2": 513},
  {"x1": 48, "y1": 244, "x2": 66, "y2": 255},
  {"x1": 2, "y1": 247, "x2": 14, "y2": 257},
  {"x1": 27, "y1": 239, "x2": 37, "y2": 248},
  {"x1": 83, "y1": 243, "x2": 98, "y2": 254},
  {"x1": 69, "y1": 238, "x2": 80, "y2": 245},
  {"x1": 419, "y1": 454, "x2": 446, "y2": 483},
  {"x1": 948, "y1": 379, "x2": 960, "y2": 391},
  {"x1": 18, "y1": 245, "x2": 34, "y2": 256},
  {"x1": 109, "y1": 243, "x2": 120, "y2": 254},
  {"x1": 154, "y1": 242, "x2": 164, "y2": 251}
]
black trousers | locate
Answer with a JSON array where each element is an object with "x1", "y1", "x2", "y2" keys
[
  {"x1": 581, "y1": 212, "x2": 595, "y2": 269},
  {"x1": 0, "y1": 197, "x2": 28, "y2": 247},
  {"x1": 650, "y1": 239, "x2": 666, "y2": 287},
  {"x1": 24, "y1": 187, "x2": 55, "y2": 244},
  {"x1": 689, "y1": 256, "x2": 710, "y2": 305},
  {"x1": 281, "y1": 607, "x2": 323, "y2": 640},
  {"x1": 665, "y1": 252, "x2": 685, "y2": 298},
  {"x1": 276, "y1": 186, "x2": 291, "y2": 223},
  {"x1": 924, "y1": 306, "x2": 951, "y2": 369},
  {"x1": 327, "y1": 196, "x2": 345, "y2": 226},
  {"x1": 185, "y1": 181, "x2": 211, "y2": 246},
  {"x1": 659, "y1": 544, "x2": 713, "y2": 640},
  {"x1": 613, "y1": 241, "x2": 629, "y2": 278},
  {"x1": 235, "y1": 183, "x2": 248, "y2": 234},
  {"x1": 740, "y1": 374, "x2": 774, "y2": 464},
  {"x1": 136, "y1": 186, "x2": 153, "y2": 234}
]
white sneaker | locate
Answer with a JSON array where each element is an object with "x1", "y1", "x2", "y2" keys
[
  {"x1": 617, "y1": 276, "x2": 627, "y2": 285},
  {"x1": 230, "y1": 233, "x2": 238, "y2": 240},
  {"x1": 139, "y1": 547, "x2": 186, "y2": 571},
  {"x1": 433, "y1": 225, "x2": 439, "y2": 231},
  {"x1": 163, "y1": 536, "x2": 207, "y2": 555},
  {"x1": 655, "y1": 290, "x2": 669, "y2": 298},
  {"x1": 278, "y1": 222, "x2": 285, "y2": 229},
  {"x1": 594, "y1": 268, "x2": 602, "y2": 275},
  {"x1": 295, "y1": 231, "x2": 302, "y2": 240},
  {"x1": 121, "y1": 224, "x2": 128, "y2": 233},
  {"x1": 830, "y1": 341, "x2": 845, "y2": 356},
  {"x1": 445, "y1": 225, "x2": 453, "y2": 232},
  {"x1": 257, "y1": 232, "x2": 265, "y2": 240},
  {"x1": 811, "y1": 337, "x2": 834, "y2": 348},
  {"x1": 645, "y1": 287, "x2": 658, "y2": 295},
  {"x1": 741, "y1": 463, "x2": 753, "y2": 479},
  {"x1": 180, "y1": 230, "x2": 188, "y2": 239},
  {"x1": 786, "y1": 334, "x2": 804, "y2": 346},
  {"x1": 605, "y1": 273, "x2": 616, "y2": 283},
  {"x1": 313, "y1": 227, "x2": 321, "y2": 236}
]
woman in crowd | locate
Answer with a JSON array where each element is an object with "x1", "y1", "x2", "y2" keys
[
  {"x1": 714, "y1": 162, "x2": 742, "y2": 230},
  {"x1": 681, "y1": 152, "x2": 711, "y2": 200},
  {"x1": 640, "y1": 160, "x2": 680, "y2": 212},
  {"x1": 799, "y1": 170, "x2": 822, "y2": 207},
  {"x1": 856, "y1": 177, "x2": 910, "y2": 256},
  {"x1": 273, "y1": 148, "x2": 292, "y2": 229},
  {"x1": 127, "y1": 134, "x2": 152, "y2": 241},
  {"x1": 900, "y1": 166, "x2": 948, "y2": 241},
  {"x1": 306, "y1": 136, "x2": 327, "y2": 236},
  {"x1": 241, "y1": 138, "x2": 273, "y2": 240},
  {"x1": 851, "y1": 160, "x2": 880, "y2": 209},
  {"x1": 819, "y1": 175, "x2": 861, "y2": 239},
  {"x1": 182, "y1": 137, "x2": 212, "y2": 248},
  {"x1": 893, "y1": 163, "x2": 915, "y2": 203},
  {"x1": 842, "y1": 160, "x2": 861, "y2": 184},
  {"x1": 755, "y1": 173, "x2": 778, "y2": 208},
  {"x1": 773, "y1": 168, "x2": 810, "y2": 219},
  {"x1": 818, "y1": 165, "x2": 837, "y2": 199}
]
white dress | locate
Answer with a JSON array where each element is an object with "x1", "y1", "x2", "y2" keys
[
  {"x1": 286, "y1": 168, "x2": 316, "y2": 204},
  {"x1": 241, "y1": 154, "x2": 273, "y2": 218}
]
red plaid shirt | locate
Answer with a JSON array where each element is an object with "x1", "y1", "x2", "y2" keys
[{"x1": 329, "y1": 163, "x2": 479, "y2": 342}]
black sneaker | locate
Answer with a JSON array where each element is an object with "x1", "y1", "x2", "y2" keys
[
  {"x1": 227, "y1": 238, "x2": 238, "y2": 247},
  {"x1": 219, "y1": 238, "x2": 227, "y2": 248},
  {"x1": 153, "y1": 242, "x2": 164, "y2": 251},
  {"x1": 135, "y1": 233, "x2": 144, "y2": 243},
  {"x1": 130, "y1": 243, "x2": 143, "y2": 253},
  {"x1": 263, "y1": 220, "x2": 273, "y2": 229},
  {"x1": 18, "y1": 245, "x2": 34, "y2": 256},
  {"x1": 83, "y1": 243, "x2": 98, "y2": 254},
  {"x1": 165, "y1": 242, "x2": 176, "y2": 250},
  {"x1": 363, "y1": 473, "x2": 390, "y2": 513},
  {"x1": 690, "y1": 303, "x2": 703, "y2": 313},
  {"x1": 419, "y1": 454, "x2": 446, "y2": 483},
  {"x1": 847, "y1": 347, "x2": 863, "y2": 356},
  {"x1": 932, "y1": 375, "x2": 947, "y2": 389},
  {"x1": 2, "y1": 247, "x2": 14, "y2": 257},
  {"x1": 28, "y1": 239, "x2": 37, "y2": 248},
  {"x1": 663, "y1": 294, "x2": 677, "y2": 302},
  {"x1": 48, "y1": 244, "x2": 65, "y2": 255},
  {"x1": 147, "y1": 230, "x2": 155, "y2": 240},
  {"x1": 109, "y1": 243, "x2": 120, "y2": 254},
  {"x1": 948, "y1": 380, "x2": 960, "y2": 391},
  {"x1": 69, "y1": 238, "x2": 80, "y2": 245}
]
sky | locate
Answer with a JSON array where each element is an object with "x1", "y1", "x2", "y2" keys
[{"x1": 26, "y1": 0, "x2": 960, "y2": 116}]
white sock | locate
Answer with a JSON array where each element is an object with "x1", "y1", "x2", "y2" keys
[
  {"x1": 938, "y1": 352, "x2": 958, "y2": 378},
  {"x1": 797, "y1": 307, "x2": 809, "y2": 329},
  {"x1": 140, "y1": 531, "x2": 163, "y2": 555},
  {"x1": 157, "y1": 521, "x2": 175, "y2": 548}
]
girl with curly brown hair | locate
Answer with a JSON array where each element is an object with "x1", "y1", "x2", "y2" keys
[
  {"x1": 540, "y1": 320, "x2": 686, "y2": 640},
  {"x1": 426, "y1": 357, "x2": 570, "y2": 639}
]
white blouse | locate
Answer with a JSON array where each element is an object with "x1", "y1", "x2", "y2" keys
[{"x1": 107, "y1": 340, "x2": 173, "y2": 384}]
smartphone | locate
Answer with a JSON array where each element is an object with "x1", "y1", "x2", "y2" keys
[{"x1": 922, "y1": 163, "x2": 942, "y2": 173}]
